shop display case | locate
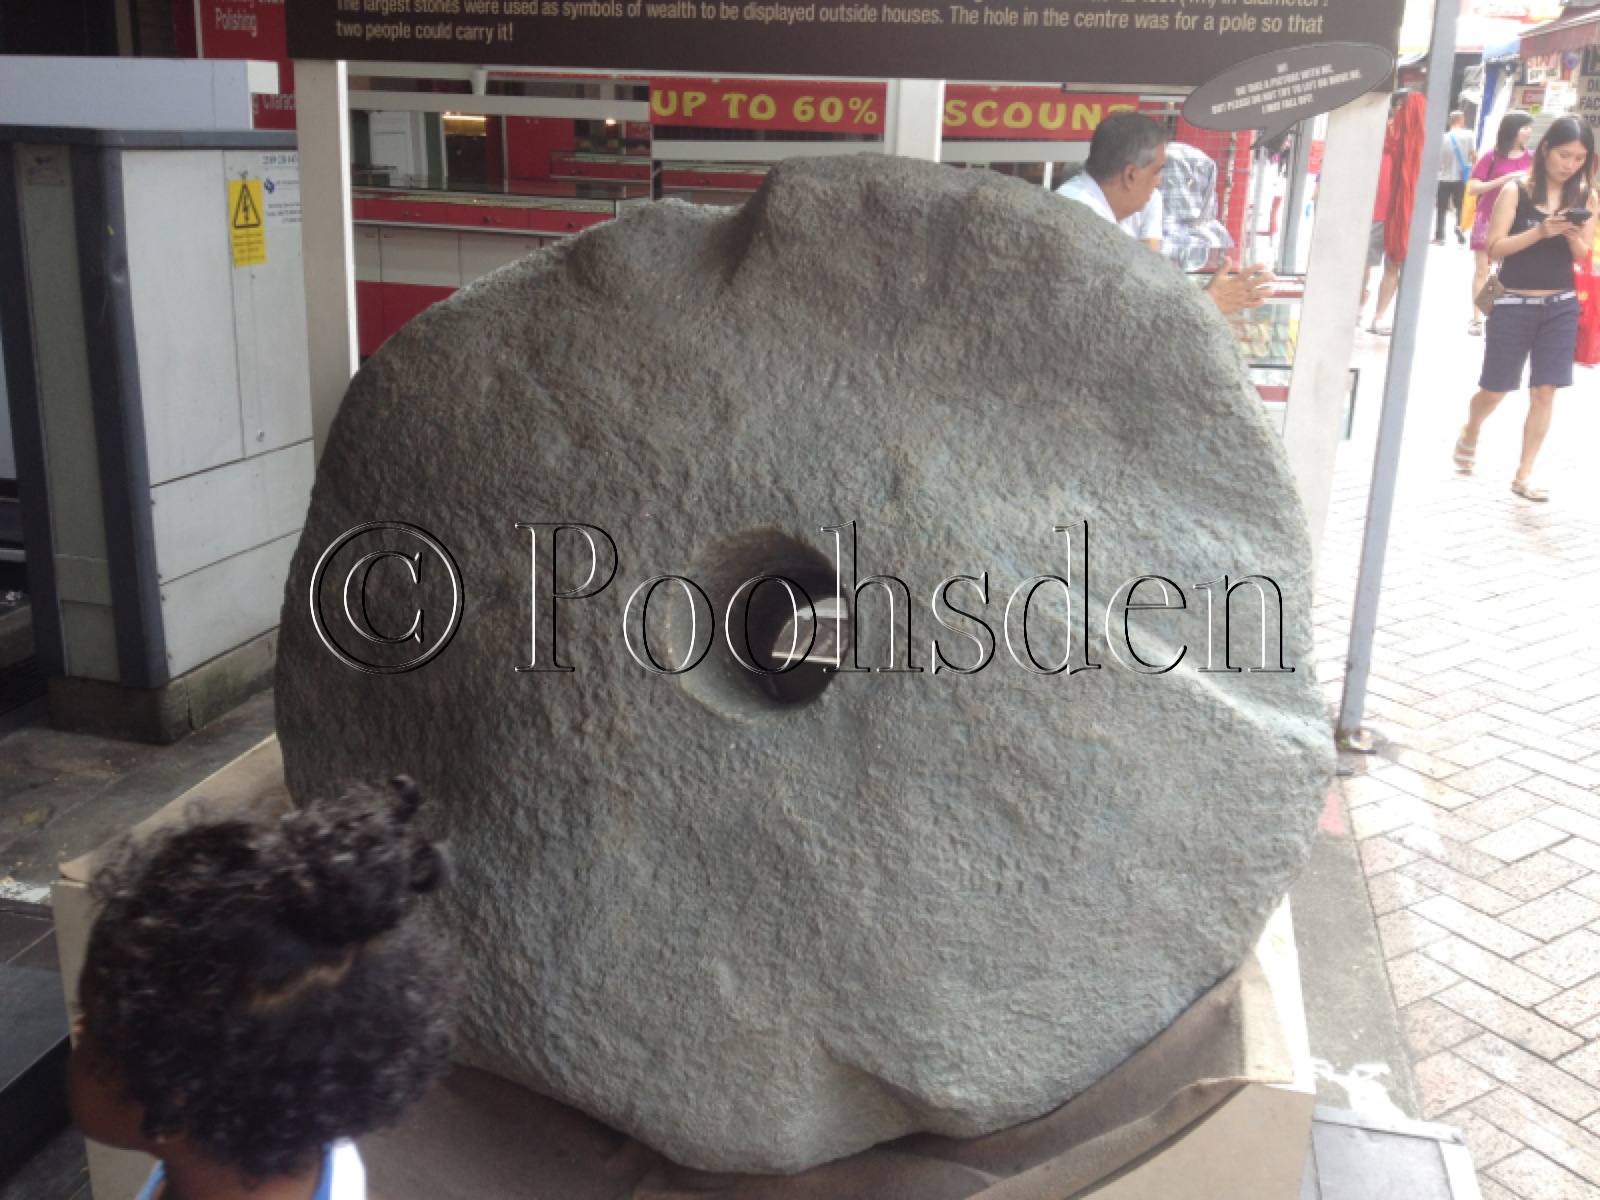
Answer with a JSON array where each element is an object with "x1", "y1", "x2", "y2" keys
[
  {"x1": 550, "y1": 149, "x2": 652, "y2": 185},
  {"x1": 352, "y1": 176, "x2": 650, "y2": 355},
  {"x1": 1225, "y1": 278, "x2": 1357, "y2": 438},
  {"x1": 659, "y1": 162, "x2": 771, "y2": 205}
]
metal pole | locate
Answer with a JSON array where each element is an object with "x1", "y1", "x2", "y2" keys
[
  {"x1": 1336, "y1": 0, "x2": 1460, "y2": 749},
  {"x1": 1248, "y1": 142, "x2": 1270, "y2": 262},
  {"x1": 1221, "y1": 131, "x2": 1239, "y2": 237},
  {"x1": 1278, "y1": 120, "x2": 1314, "y2": 276}
]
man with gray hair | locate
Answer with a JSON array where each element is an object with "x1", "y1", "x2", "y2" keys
[{"x1": 1056, "y1": 111, "x2": 1272, "y2": 315}]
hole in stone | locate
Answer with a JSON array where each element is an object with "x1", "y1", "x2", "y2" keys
[{"x1": 675, "y1": 528, "x2": 849, "y2": 718}]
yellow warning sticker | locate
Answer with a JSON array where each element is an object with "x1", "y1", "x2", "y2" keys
[{"x1": 228, "y1": 179, "x2": 266, "y2": 267}]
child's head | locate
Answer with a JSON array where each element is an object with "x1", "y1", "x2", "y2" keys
[{"x1": 69, "y1": 777, "x2": 457, "y2": 1181}]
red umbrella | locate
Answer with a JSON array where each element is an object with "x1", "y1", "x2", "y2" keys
[{"x1": 1383, "y1": 92, "x2": 1428, "y2": 263}]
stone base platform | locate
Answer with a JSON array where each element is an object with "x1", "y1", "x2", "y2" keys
[{"x1": 52, "y1": 739, "x2": 1317, "y2": 1200}]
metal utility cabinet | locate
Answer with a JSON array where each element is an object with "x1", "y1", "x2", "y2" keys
[{"x1": 0, "y1": 124, "x2": 314, "y2": 741}]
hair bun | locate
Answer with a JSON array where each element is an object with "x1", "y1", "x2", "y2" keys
[
  {"x1": 279, "y1": 779, "x2": 447, "y2": 945},
  {"x1": 389, "y1": 775, "x2": 424, "y2": 823}
]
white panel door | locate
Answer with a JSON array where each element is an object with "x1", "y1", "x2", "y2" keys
[
  {"x1": 159, "y1": 532, "x2": 298, "y2": 676},
  {"x1": 123, "y1": 150, "x2": 246, "y2": 486},
  {"x1": 149, "y1": 441, "x2": 314, "y2": 585},
  {"x1": 225, "y1": 149, "x2": 315, "y2": 458},
  {"x1": 368, "y1": 111, "x2": 419, "y2": 177}
]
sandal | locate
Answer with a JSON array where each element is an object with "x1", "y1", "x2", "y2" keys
[
  {"x1": 1368, "y1": 324, "x2": 1392, "y2": 336},
  {"x1": 1469, "y1": 319, "x2": 1484, "y2": 336},
  {"x1": 1511, "y1": 478, "x2": 1549, "y2": 502},
  {"x1": 1453, "y1": 430, "x2": 1476, "y2": 472}
]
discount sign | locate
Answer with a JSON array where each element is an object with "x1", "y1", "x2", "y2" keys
[
  {"x1": 944, "y1": 87, "x2": 1136, "y2": 141},
  {"x1": 650, "y1": 78, "x2": 882, "y2": 133},
  {"x1": 651, "y1": 80, "x2": 1138, "y2": 141}
]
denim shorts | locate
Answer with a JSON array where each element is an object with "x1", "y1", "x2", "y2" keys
[
  {"x1": 1367, "y1": 221, "x2": 1385, "y2": 268},
  {"x1": 1479, "y1": 292, "x2": 1580, "y2": 392}
]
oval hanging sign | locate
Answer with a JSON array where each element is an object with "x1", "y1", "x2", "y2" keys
[{"x1": 1183, "y1": 42, "x2": 1396, "y2": 142}]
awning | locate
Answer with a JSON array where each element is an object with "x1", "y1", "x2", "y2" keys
[
  {"x1": 1519, "y1": 6, "x2": 1600, "y2": 58},
  {"x1": 1483, "y1": 36, "x2": 1522, "y2": 63},
  {"x1": 1400, "y1": 13, "x2": 1526, "y2": 56},
  {"x1": 1456, "y1": 14, "x2": 1535, "y2": 52}
]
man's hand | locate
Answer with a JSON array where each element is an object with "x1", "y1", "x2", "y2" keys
[{"x1": 1205, "y1": 257, "x2": 1274, "y2": 315}]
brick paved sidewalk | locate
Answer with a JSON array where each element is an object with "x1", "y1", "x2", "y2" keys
[{"x1": 1317, "y1": 246, "x2": 1600, "y2": 1199}]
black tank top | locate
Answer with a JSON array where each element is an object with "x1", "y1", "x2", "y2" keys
[{"x1": 1500, "y1": 186, "x2": 1579, "y2": 292}]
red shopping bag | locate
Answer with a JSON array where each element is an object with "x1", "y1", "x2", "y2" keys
[{"x1": 1577, "y1": 258, "x2": 1600, "y2": 368}]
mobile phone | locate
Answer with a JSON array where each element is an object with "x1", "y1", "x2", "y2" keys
[{"x1": 1565, "y1": 208, "x2": 1592, "y2": 223}]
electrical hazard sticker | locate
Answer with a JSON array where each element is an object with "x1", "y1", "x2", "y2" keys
[{"x1": 228, "y1": 179, "x2": 267, "y2": 267}]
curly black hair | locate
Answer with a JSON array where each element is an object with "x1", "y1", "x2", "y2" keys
[{"x1": 80, "y1": 777, "x2": 458, "y2": 1180}]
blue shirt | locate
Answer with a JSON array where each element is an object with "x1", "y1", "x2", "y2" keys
[{"x1": 134, "y1": 1141, "x2": 365, "y2": 1200}]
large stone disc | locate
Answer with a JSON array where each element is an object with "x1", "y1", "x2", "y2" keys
[{"x1": 276, "y1": 155, "x2": 1333, "y2": 1174}]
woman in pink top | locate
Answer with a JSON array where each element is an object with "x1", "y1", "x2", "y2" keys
[{"x1": 1467, "y1": 111, "x2": 1534, "y2": 333}]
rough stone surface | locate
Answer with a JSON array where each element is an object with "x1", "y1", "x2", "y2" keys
[{"x1": 275, "y1": 156, "x2": 1334, "y2": 1174}]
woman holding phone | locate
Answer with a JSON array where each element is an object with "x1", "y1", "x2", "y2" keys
[
  {"x1": 1466, "y1": 112, "x2": 1534, "y2": 335},
  {"x1": 1454, "y1": 116, "x2": 1597, "y2": 502}
]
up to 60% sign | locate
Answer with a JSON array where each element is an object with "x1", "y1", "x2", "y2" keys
[
  {"x1": 650, "y1": 80, "x2": 881, "y2": 132},
  {"x1": 651, "y1": 81, "x2": 1141, "y2": 140},
  {"x1": 794, "y1": 94, "x2": 879, "y2": 125}
]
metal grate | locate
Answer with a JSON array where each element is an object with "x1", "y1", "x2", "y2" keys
[{"x1": 1302, "y1": 1107, "x2": 1483, "y2": 1200}]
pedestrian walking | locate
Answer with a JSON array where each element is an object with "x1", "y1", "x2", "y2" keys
[
  {"x1": 1453, "y1": 116, "x2": 1596, "y2": 502},
  {"x1": 1466, "y1": 111, "x2": 1534, "y2": 335},
  {"x1": 1369, "y1": 90, "x2": 1426, "y2": 335},
  {"x1": 1435, "y1": 110, "x2": 1474, "y2": 245}
]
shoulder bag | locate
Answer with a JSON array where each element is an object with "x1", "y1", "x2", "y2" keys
[
  {"x1": 1474, "y1": 177, "x2": 1521, "y2": 315},
  {"x1": 1475, "y1": 270, "x2": 1505, "y2": 315},
  {"x1": 1461, "y1": 150, "x2": 1496, "y2": 231}
]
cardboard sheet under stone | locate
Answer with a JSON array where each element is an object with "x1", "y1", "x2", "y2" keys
[
  {"x1": 362, "y1": 949, "x2": 1299, "y2": 1200},
  {"x1": 275, "y1": 155, "x2": 1336, "y2": 1173},
  {"x1": 52, "y1": 739, "x2": 1309, "y2": 1200}
]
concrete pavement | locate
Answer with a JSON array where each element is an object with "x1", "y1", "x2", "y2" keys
[{"x1": 1320, "y1": 236, "x2": 1600, "y2": 1198}]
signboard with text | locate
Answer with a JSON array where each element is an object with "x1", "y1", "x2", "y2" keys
[
  {"x1": 648, "y1": 79, "x2": 1136, "y2": 138},
  {"x1": 286, "y1": 0, "x2": 1402, "y2": 87},
  {"x1": 1577, "y1": 70, "x2": 1600, "y2": 130},
  {"x1": 943, "y1": 86, "x2": 1137, "y2": 138},
  {"x1": 1182, "y1": 42, "x2": 1392, "y2": 139},
  {"x1": 199, "y1": 0, "x2": 297, "y2": 130}
]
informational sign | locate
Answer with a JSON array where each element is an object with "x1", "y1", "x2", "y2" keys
[
  {"x1": 22, "y1": 147, "x2": 67, "y2": 187},
  {"x1": 285, "y1": 0, "x2": 1403, "y2": 87},
  {"x1": 648, "y1": 78, "x2": 1133, "y2": 139},
  {"x1": 229, "y1": 179, "x2": 268, "y2": 267},
  {"x1": 1183, "y1": 42, "x2": 1394, "y2": 141},
  {"x1": 1576, "y1": 71, "x2": 1600, "y2": 131},
  {"x1": 1524, "y1": 54, "x2": 1561, "y2": 84},
  {"x1": 199, "y1": 0, "x2": 296, "y2": 130},
  {"x1": 261, "y1": 152, "x2": 303, "y2": 226}
]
